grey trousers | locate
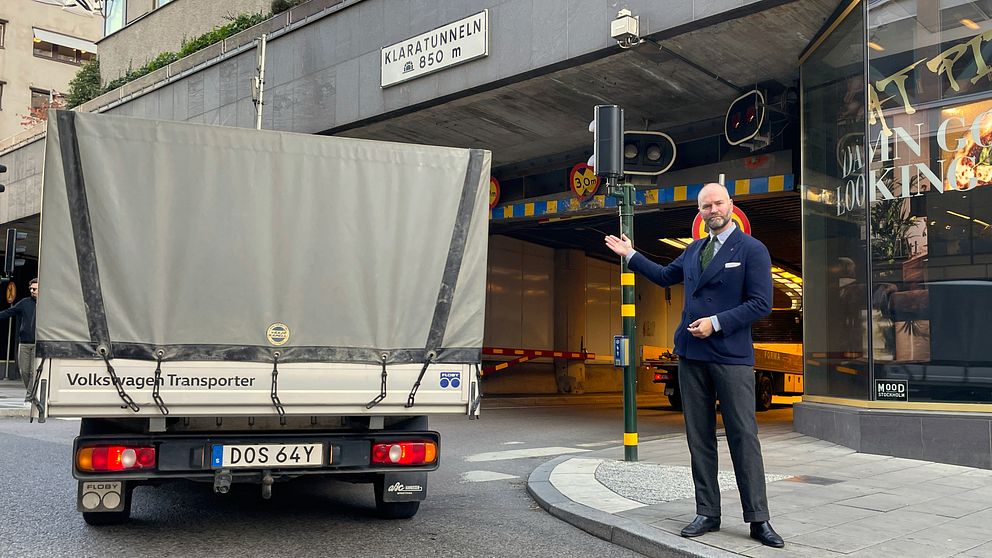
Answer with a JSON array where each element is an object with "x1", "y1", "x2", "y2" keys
[
  {"x1": 679, "y1": 358, "x2": 769, "y2": 522},
  {"x1": 18, "y1": 343, "x2": 36, "y2": 393}
]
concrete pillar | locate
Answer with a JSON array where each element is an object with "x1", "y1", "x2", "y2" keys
[{"x1": 553, "y1": 249, "x2": 586, "y2": 393}]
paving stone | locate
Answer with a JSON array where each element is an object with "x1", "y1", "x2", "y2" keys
[
  {"x1": 835, "y1": 491, "x2": 935, "y2": 512},
  {"x1": 844, "y1": 537, "x2": 966, "y2": 558},
  {"x1": 903, "y1": 530, "x2": 988, "y2": 554},
  {"x1": 779, "y1": 502, "x2": 880, "y2": 526},
  {"x1": 955, "y1": 541, "x2": 992, "y2": 557},
  {"x1": 901, "y1": 494, "x2": 992, "y2": 519},
  {"x1": 790, "y1": 520, "x2": 899, "y2": 553},
  {"x1": 743, "y1": 542, "x2": 845, "y2": 557}
]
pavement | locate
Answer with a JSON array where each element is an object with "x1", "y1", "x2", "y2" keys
[
  {"x1": 7, "y1": 381, "x2": 992, "y2": 557},
  {"x1": 527, "y1": 421, "x2": 992, "y2": 558},
  {"x1": 0, "y1": 378, "x2": 30, "y2": 416}
]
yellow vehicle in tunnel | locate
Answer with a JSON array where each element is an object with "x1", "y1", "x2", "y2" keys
[{"x1": 645, "y1": 343, "x2": 803, "y2": 412}]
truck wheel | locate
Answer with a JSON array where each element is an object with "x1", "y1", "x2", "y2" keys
[
  {"x1": 755, "y1": 374, "x2": 773, "y2": 412},
  {"x1": 668, "y1": 384, "x2": 683, "y2": 412},
  {"x1": 373, "y1": 479, "x2": 421, "y2": 519}
]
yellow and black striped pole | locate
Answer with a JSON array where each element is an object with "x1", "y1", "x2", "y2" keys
[{"x1": 618, "y1": 181, "x2": 638, "y2": 462}]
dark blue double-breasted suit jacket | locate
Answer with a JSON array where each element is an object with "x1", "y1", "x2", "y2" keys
[{"x1": 628, "y1": 227, "x2": 772, "y2": 366}]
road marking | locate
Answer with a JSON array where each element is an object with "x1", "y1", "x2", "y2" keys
[
  {"x1": 502, "y1": 441, "x2": 525, "y2": 445},
  {"x1": 460, "y1": 470, "x2": 518, "y2": 483},
  {"x1": 465, "y1": 446, "x2": 589, "y2": 462},
  {"x1": 576, "y1": 441, "x2": 617, "y2": 448}
]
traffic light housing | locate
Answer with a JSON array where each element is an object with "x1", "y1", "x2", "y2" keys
[
  {"x1": 591, "y1": 105, "x2": 624, "y2": 179},
  {"x1": 725, "y1": 89, "x2": 767, "y2": 147},
  {"x1": 622, "y1": 131, "x2": 677, "y2": 176},
  {"x1": 5, "y1": 228, "x2": 27, "y2": 276},
  {"x1": 0, "y1": 163, "x2": 6, "y2": 193}
]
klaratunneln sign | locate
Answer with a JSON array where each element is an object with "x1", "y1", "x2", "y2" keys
[
  {"x1": 381, "y1": 10, "x2": 488, "y2": 88},
  {"x1": 835, "y1": 29, "x2": 992, "y2": 217}
]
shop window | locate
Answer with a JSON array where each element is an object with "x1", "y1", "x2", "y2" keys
[{"x1": 864, "y1": 0, "x2": 992, "y2": 404}]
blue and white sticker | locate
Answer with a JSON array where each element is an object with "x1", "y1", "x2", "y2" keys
[
  {"x1": 439, "y1": 371, "x2": 461, "y2": 389},
  {"x1": 211, "y1": 445, "x2": 224, "y2": 468}
]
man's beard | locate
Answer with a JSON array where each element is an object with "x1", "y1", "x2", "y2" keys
[{"x1": 706, "y1": 214, "x2": 730, "y2": 231}]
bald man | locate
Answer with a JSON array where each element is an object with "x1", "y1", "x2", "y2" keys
[{"x1": 605, "y1": 183, "x2": 783, "y2": 548}]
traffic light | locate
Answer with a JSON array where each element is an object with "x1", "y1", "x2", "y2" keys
[
  {"x1": 622, "y1": 131, "x2": 676, "y2": 176},
  {"x1": 4, "y1": 228, "x2": 27, "y2": 276},
  {"x1": 0, "y1": 163, "x2": 6, "y2": 193},
  {"x1": 725, "y1": 89, "x2": 766, "y2": 147},
  {"x1": 590, "y1": 105, "x2": 624, "y2": 179}
]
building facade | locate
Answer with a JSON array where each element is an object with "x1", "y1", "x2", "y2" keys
[
  {"x1": 0, "y1": 0, "x2": 101, "y2": 142},
  {"x1": 797, "y1": 0, "x2": 992, "y2": 468},
  {"x1": 98, "y1": 0, "x2": 272, "y2": 85}
]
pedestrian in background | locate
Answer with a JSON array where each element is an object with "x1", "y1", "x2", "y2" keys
[
  {"x1": 604, "y1": 183, "x2": 784, "y2": 548},
  {"x1": 0, "y1": 278, "x2": 38, "y2": 398}
]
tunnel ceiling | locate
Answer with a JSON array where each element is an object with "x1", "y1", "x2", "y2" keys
[
  {"x1": 337, "y1": 0, "x2": 839, "y2": 170},
  {"x1": 334, "y1": 0, "x2": 836, "y2": 277}
]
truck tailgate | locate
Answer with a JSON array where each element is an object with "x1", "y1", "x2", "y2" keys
[{"x1": 35, "y1": 359, "x2": 479, "y2": 418}]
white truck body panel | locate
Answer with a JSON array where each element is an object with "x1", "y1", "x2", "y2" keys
[{"x1": 37, "y1": 359, "x2": 478, "y2": 418}]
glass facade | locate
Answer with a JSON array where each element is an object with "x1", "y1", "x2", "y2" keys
[
  {"x1": 803, "y1": 0, "x2": 992, "y2": 404},
  {"x1": 801, "y1": 1, "x2": 870, "y2": 399}
]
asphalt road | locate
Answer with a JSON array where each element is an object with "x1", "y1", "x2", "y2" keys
[{"x1": 0, "y1": 401, "x2": 793, "y2": 558}]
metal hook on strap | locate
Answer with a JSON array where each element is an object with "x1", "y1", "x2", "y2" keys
[
  {"x1": 405, "y1": 351, "x2": 436, "y2": 408},
  {"x1": 152, "y1": 350, "x2": 169, "y2": 416},
  {"x1": 99, "y1": 346, "x2": 139, "y2": 412},
  {"x1": 366, "y1": 353, "x2": 389, "y2": 409},
  {"x1": 469, "y1": 362, "x2": 482, "y2": 419},
  {"x1": 27, "y1": 357, "x2": 47, "y2": 412},
  {"x1": 270, "y1": 351, "x2": 286, "y2": 425}
]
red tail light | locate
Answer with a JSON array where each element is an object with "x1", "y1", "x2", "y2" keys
[
  {"x1": 77, "y1": 445, "x2": 156, "y2": 472},
  {"x1": 654, "y1": 372, "x2": 662, "y2": 381},
  {"x1": 371, "y1": 441, "x2": 437, "y2": 465}
]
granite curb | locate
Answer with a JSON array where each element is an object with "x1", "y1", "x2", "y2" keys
[{"x1": 527, "y1": 456, "x2": 740, "y2": 558}]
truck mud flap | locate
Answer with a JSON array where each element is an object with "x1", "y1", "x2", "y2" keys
[{"x1": 381, "y1": 472, "x2": 428, "y2": 502}]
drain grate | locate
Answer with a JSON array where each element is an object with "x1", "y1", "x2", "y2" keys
[{"x1": 784, "y1": 475, "x2": 844, "y2": 486}]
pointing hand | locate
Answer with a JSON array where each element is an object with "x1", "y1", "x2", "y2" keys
[{"x1": 605, "y1": 233, "x2": 633, "y2": 258}]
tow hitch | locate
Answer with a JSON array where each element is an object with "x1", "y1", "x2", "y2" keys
[{"x1": 213, "y1": 468, "x2": 232, "y2": 494}]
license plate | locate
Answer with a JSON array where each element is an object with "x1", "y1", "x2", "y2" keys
[{"x1": 210, "y1": 443, "x2": 325, "y2": 469}]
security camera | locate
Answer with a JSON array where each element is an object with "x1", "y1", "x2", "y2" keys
[{"x1": 611, "y1": 9, "x2": 640, "y2": 48}]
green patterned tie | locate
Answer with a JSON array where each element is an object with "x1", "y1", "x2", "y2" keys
[{"x1": 701, "y1": 238, "x2": 716, "y2": 269}]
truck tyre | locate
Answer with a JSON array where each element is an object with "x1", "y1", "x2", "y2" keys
[
  {"x1": 755, "y1": 374, "x2": 773, "y2": 412},
  {"x1": 373, "y1": 478, "x2": 421, "y2": 519},
  {"x1": 82, "y1": 486, "x2": 132, "y2": 526},
  {"x1": 668, "y1": 384, "x2": 683, "y2": 412}
]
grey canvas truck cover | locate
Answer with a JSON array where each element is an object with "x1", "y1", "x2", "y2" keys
[{"x1": 31, "y1": 111, "x2": 490, "y2": 419}]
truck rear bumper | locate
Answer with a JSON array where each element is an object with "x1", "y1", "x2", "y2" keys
[{"x1": 72, "y1": 430, "x2": 440, "y2": 482}]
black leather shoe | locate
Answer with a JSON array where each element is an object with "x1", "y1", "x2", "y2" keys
[
  {"x1": 680, "y1": 515, "x2": 720, "y2": 537},
  {"x1": 750, "y1": 521, "x2": 785, "y2": 548}
]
